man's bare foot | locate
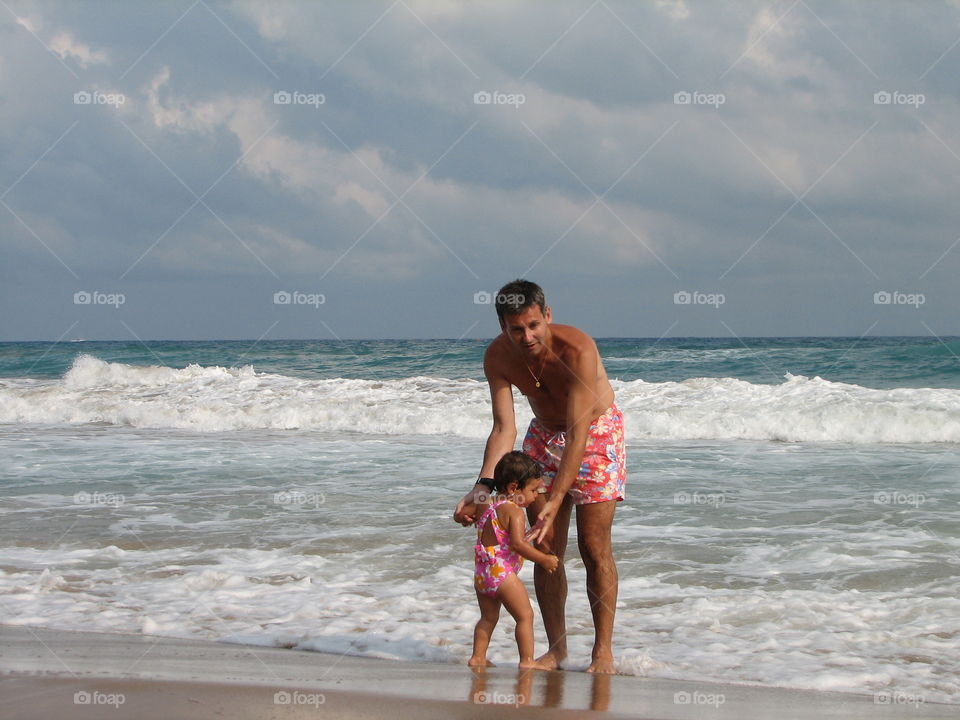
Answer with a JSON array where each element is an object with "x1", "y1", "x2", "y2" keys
[
  {"x1": 519, "y1": 658, "x2": 554, "y2": 671},
  {"x1": 467, "y1": 657, "x2": 495, "y2": 667},
  {"x1": 585, "y1": 653, "x2": 616, "y2": 674},
  {"x1": 534, "y1": 650, "x2": 566, "y2": 671}
]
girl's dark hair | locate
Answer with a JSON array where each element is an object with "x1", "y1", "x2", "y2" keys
[{"x1": 492, "y1": 451, "x2": 543, "y2": 493}]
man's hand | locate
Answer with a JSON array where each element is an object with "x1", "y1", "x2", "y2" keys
[
  {"x1": 529, "y1": 496, "x2": 562, "y2": 544},
  {"x1": 453, "y1": 496, "x2": 475, "y2": 526},
  {"x1": 455, "y1": 486, "x2": 490, "y2": 526}
]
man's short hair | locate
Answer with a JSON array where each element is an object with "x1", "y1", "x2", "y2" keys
[{"x1": 494, "y1": 279, "x2": 546, "y2": 320}]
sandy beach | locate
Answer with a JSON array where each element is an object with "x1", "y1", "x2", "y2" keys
[{"x1": 1, "y1": 625, "x2": 954, "y2": 719}]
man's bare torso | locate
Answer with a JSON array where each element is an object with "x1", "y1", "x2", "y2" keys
[{"x1": 487, "y1": 323, "x2": 614, "y2": 431}]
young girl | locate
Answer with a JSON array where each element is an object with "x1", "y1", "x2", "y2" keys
[{"x1": 466, "y1": 451, "x2": 559, "y2": 669}]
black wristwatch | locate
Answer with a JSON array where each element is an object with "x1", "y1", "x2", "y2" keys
[{"x1": 476, "y1": 477, "x2": 495, "y2": 491}]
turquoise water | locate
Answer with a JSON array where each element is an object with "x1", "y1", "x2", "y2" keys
[{"x1": 3, "y1": 336, "x2": 960, "y2": 387}]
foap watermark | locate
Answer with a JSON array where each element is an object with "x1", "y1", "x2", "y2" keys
[
  {"x1": 674, "y1": 491, "x2": 725, "y2": 508},
  {"x1": 873, "y1": 291, "x2": 924, "y2": 308},
  {"x1": 274, "y1": 290, "x2": 325, "y2": 308},
  {"x1": 471, "y1": 489, "x2": 523, "y2": 506},
  {"x1": 874, "y1": 91, "x2": 925, "y2": 108},
  {"x1": 74, "y1": 90, "x2": 125, "y2": 107},
  {"x1": 674, "y1": 690, "x2": 725, "y2": 708},
  {"x1": 273, "y1": 90, "x2": 325, "y2": 108},
  {"x1": 274, "y1": 690, "x2": 326, "y2": 708},
  {"x1": 674, "y1": 90, "x2": 725, "y2": 108},
  {"x1": 874, "y1": 491, "x2": 926, "y2": 508},
  {"x1": 474, "y1": 290, "x2": 526, "y2": 306},
  {"x1": 674, "y1": 290, "x2": 725, "y2": 308},
  {"x1": 74, "y1": 290, "x2": 125, "y2": 308},
  {"x1": 473, "y1": 90, "x2": 525, "y2": 108},
  {"x1": 474, "y1": 691, "x2": 525, "y2": 707},
  {"x1": 74, "y1": 491, "x2": 125, "y2": 508},
  {"x1": 274, "y1": 489, "x2": 326, "y2": 509},
  {"x1": 874, "y1": 691, "x2": 925, "y2": 708},
  {"x1": 74, "y1": 690, "x2": 125, "y2": 708}
]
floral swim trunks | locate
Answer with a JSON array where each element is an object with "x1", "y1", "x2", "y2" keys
[{"x1": 522, "y1": 403, "x2": 626, "y2": 505}]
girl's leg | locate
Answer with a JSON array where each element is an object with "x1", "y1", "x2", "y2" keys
[
  {"x1": 496, "y1": 574, "x2": 550, "y2": 670},
  {"x1": 469, "y1": 590, "x2": 500, "y2": 667}
]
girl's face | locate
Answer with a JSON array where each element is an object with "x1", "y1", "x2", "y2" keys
[{"x1": 510, "y1": 478, "x2": 543, "y2": 507}]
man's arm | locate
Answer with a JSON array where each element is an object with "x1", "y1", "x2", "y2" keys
[
  {"x1": 453, "y1": 349, "x2": 517, "y2": 525},
  {"x1": 531, "y1": 344, "x2": 598, "y2": 542},
  {"x1": 478, "y1": 367, "x2": 517, "y2": 477}
]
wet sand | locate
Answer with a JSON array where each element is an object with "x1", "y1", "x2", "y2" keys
[{"x1": 1, "y1": 625, "x2": 953, "y2": 719}]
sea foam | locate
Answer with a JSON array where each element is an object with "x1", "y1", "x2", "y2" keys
[{"x1": 3, "y1": 354, "x2": 960, "y2": 443}]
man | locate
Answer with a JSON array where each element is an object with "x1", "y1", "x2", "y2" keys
[{"x1": 454, "y1": 279, "x2": 625, "y2": 674}]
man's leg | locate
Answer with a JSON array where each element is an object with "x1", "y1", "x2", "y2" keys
[
  {"x1": 576, "y1": 499, "x2": 618, "y2": 674},
  {"x1": 527, "y1": 492, "x2": 574, "y2": 670}
]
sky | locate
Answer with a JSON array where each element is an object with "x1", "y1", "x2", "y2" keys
[{"x1": 2, "y1": 0, "x2": 960, "y2": 341}]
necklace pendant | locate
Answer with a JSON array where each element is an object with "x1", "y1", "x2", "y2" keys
[{"x1": 535, "y1": 381, "x2": 541, "y2": 388}]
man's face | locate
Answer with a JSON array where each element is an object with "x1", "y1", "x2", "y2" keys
[{"x1": 500, "y1": 305, "x2": 551, "y2": 356}]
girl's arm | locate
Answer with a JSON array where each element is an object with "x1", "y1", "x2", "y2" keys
[
  {"x1": 462, "y1": 498, "x2": 492, "y2": 527},
  {"x1": 501, "y1": 504, "x2": 559, "y2": 572}
]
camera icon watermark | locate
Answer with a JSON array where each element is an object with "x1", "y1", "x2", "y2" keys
[
  {"x1": 73, "y1": 490, "x2": 127, "y2": 508},
  {"x1": 873, "y1": 491, "x2": 925, "y2": 508},
  {"x1": 273, "y1": 90, "x2": 325, "y2": 107},
  {"x1": 874, "y1": 691, "x2": 925, "y2": 707},
  {"x1": 273, "y1": 690, "x2": 326, "y2": 707},
  {"x1": 673, "y1": 690, "x2": 725, "y2": 707},
  {"x1": 873, "y1": 91, "x2": 925, "y2": 108},
  {"x1": 273, "y1": 290, "x2": 325, "y2": 307},
  {"x1": 74, "y1": 90, "x2": 126, "y2": 107},
  {"x1": 274, "y1": 489, "x2": 326, "y2": 510},
  {"x1": 74, "y1": 690, "x2": 125, "y2": 707},
  {"x1": 74, "y1": 290, "x2": 125, "y2": 308},
  {"x1": 473, "y1": 489, "x2": 494, "y2": 505},
  {"x1": 873, "y1": 291, "x2": 924, "y2": 308},
  {"x1": 474, "y1": 290, "x2": 526, "y2": 306},
  {"x1": 673, "y1": 290, "x2": 725, "y2": 308},
  {"x1": 674, "y1": 491, "x2": 725, "y2": 508},
  {"x1": 74, "y1": 491, "x2": 126, "y2": 508},
  {"x1": 473, "y1": 691, "x2": 525, "y2": 707},
  {"x1": 674, "y1": 90, "x2": 725, "y2": 108},
  {"x1": 473, "y1": 90, "x2": 526, "y2": 108}
]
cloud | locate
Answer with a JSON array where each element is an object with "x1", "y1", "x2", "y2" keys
[
  {"x1": 14, "y1": 15, "x2": 37, "y2": 33},
  {"x1": 4, "y1": 0, "x2": 960, "y2": 339},
  {"x1": 14, "y1": 12, "x2": 109, "y2": 68},
  {"x1": 135, "y1": 58, "x2": 665, "y2": 281},
  {"x1": 48, "y1": 30, "x2": 109, "y2": 68}
]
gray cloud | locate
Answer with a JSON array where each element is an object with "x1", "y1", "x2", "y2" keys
[{"x1": 2, "y1": 0, "x2": 960, "y2": 340}]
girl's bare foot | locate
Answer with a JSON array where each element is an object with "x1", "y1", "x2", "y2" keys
[
  {"x1": 519, "y1": 658, "x2": 554, "y2": 670},
  {"x1": 467, "y1": 657, "x2": 495, "y2": 667}
]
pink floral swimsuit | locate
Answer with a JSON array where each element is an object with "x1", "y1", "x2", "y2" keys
[{"x1": 474, "y1": 499, "x2": 523, "y2": 598}]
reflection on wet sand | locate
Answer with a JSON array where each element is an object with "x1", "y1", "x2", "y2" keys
[{"x1": 468, "y1": 666, "x2": 614, "y2": 712}]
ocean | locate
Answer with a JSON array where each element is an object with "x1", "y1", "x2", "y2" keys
[{"x1": 1, "y1": 337, "x2": 958, "y2": 704}]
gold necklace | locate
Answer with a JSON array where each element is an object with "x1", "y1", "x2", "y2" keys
[{"x1": 526, "y1": 355, "x2": 547, "y2": 388}]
